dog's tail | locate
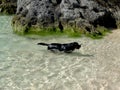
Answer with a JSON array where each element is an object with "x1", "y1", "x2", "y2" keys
[{"x1": 37, "y1": 43, "x2": 48, "y2": 46}]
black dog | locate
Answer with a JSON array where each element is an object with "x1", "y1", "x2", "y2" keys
[{"x1": 37, "y1": 42, "x2": 81, "y2": 53}]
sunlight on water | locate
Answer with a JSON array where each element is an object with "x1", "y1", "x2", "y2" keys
[{"x1": 0, "y1": 16, "x2": 120, "y2": 90}]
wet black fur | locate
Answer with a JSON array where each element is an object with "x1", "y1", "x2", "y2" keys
[{"x1": 37, "y1": 42, "x2": 81, "y2": 53}]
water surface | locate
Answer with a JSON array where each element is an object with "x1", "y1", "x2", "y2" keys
[{"x1": 0, "y1": 16, "x2": 120, "y2": 90}]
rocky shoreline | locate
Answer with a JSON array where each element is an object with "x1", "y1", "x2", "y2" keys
[{"x1": 1, "y1": 0, "x2": 120, "y2": 37}]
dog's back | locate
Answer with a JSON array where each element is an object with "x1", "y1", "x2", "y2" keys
[{"x1": 37, "y1": 42, "x2": 81, "y2": 53}]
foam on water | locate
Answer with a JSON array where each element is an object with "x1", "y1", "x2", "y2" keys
[{"x1": 0, "y1": 16, "x2": 120, "y2": 90}]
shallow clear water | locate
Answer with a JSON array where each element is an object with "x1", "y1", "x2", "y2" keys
[{"x1": 0, "y1": 16, "x2": 120, "y2": 90}]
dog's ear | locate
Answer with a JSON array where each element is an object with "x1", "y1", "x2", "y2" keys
[{"x1": 73, "y1": 42, "x2": 78, "y2": 44}]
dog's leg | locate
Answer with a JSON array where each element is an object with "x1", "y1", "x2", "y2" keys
[{"x1": 64, "y1": 50, "x2": 73, "y2": 53}]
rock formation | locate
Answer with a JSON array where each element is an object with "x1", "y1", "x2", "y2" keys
[
  {"x1": 12, "y1": 0, "x2": 120, "y2": 35},
  {"x1": 0, "y1": 0, "x2": 17, "y2": 14}
]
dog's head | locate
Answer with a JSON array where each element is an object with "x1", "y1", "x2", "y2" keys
[{"x1": 72, "y1": 42, "x2": 81, "y2": 49}]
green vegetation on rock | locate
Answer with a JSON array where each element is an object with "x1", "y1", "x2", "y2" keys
[
  {"x1": 86, "y1": 26, "x2": 111, "y2": 39},
  {"x1": 12, "y1": 17, "x2": 110, "y2": 39}
]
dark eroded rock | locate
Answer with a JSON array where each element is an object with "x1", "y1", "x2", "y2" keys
[
  {"x1": 0, "y1": 0, "x2": 17, "y2": 14},
  {"x1": 12, "y1": 0, "x2": 120, "y2": 34}
]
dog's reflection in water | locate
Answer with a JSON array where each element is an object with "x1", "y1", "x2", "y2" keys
[{"x1": 37, "y1": 42, "x2": 81, "y2": 53}]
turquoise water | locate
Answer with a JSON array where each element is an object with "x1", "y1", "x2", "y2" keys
[{"x1": 0, "y1": 16, "x2": 120, "y2": 90}]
